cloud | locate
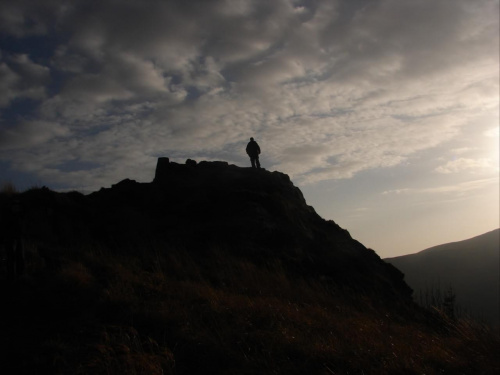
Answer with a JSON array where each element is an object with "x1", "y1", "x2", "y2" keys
[
  {"x1": 450, "y1": 147, "x2": 475, "y2": 155},
  {"x1": 0, "y1": 54, "x2": 50, "y2": 107},
  {"x1": 383, "y1": 177, "x2": 499, "y2": 196},
  {"x1": 0, "y1": 0, "x2": 498, "y2": 190},
  {"x1": 484, "y1": 127, "x2": 499, "y2": 138},
  {"x1": 0, "y1": 120, "x2": 69, "y2": 150},
  {"x1": 435, "y1": 158, "x2": 494, "y2": 174},
  {"x1": 0, "y1": 1, "x2": 56, "y2": 37},
  {"x1": 0, "y1": 62, "x2": 19, "y2": 107}
]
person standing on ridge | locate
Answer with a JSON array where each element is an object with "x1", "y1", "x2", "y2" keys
[{"x1": 246, "y1": 137, "x2": 261, "y2": 169}]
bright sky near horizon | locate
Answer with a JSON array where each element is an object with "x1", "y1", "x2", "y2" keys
[{"x1": 0, "y1": 0, "x2": 498, "y2": 258}]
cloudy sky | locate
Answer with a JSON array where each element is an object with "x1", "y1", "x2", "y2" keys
[{"x1": 1, "y1": 0, "x2": 498, "y2": 257}]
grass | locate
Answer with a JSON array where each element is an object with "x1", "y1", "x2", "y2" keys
[
  {"x1": 0, "y1": 182, "x2": 18, "y2": 195},
  {"x1": 1, "y1": 242, "x2": 499, "y2": 374}
]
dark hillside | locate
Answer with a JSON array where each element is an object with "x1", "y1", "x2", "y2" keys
[
  {"x1": 1, "y1": 158, "x2": 410, "y2": 300},
  {"x1": 89, "y1": 158, "x2": 411, "y2": 300},
  {"x1": 0, "y1": 159, "x2": 498, "y2": 374}
]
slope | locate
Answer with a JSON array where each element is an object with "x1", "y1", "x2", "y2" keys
[
  {"x1": 385, "y1": 229, "x2": 500, "y2": 326},
  {"x1": 0, "y1": 159, "x2": 498, "y2": 374}
]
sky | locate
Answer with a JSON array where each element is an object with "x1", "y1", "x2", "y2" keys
[{"x1": 0, "y1": 0, "x2": 498, "y2": 258}]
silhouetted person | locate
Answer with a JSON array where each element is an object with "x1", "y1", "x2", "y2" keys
[{"x1": 246, "y1": 137, "x2": 261, "y2": 169}]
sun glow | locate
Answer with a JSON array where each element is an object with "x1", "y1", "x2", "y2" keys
[{"x1": 484, "y1": 126, "x2": 500, "y2": 172}]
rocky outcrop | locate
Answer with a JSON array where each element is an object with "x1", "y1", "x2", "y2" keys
[{"x1": 1, "y1": 158, "x2": 412, "y2": 302}]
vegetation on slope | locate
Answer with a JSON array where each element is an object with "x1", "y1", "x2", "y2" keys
[{"x1": 1, "y1": 238, "x2": 499, "y2": 374}]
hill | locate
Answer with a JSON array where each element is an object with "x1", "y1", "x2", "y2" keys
[
  {"x1": 0, "y1": 158, "x2": 498, "y2": 374},
  {"x1": 385, "y1": 229, "x2": 500, "y2": 327}
]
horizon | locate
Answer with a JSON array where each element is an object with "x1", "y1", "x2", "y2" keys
[{"x1": 1, "y1": 0, "x2": 498, "y2": 258}]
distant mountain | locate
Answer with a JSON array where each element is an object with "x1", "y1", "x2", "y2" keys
[{"x1": 385, "y1": 229, "x2": 500, "y2": 326}]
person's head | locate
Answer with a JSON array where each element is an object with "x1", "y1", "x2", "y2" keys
[{"x1": 250, "y1": 137, "x2": 254, "y2": 141}]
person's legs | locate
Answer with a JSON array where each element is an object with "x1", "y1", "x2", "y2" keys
[
  {"x1": 250, "y1": 157, "x2": 256, "y2": 168},
  {"x1": 255, "y1": 156, "x2": 260, "y2": 169}
]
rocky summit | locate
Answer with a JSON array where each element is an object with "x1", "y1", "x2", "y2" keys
[{"x1": 2, "y1": 158, "x2": 411, "y2": 301}]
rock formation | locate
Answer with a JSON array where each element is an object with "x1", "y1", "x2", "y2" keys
[{"x1": 1, "y1": 158, "x2": 412, "y2": 301}]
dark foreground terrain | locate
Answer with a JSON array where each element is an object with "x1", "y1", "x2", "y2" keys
[{"x1": 1, "y1": 159, "x2": 498, "y2": 374}]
